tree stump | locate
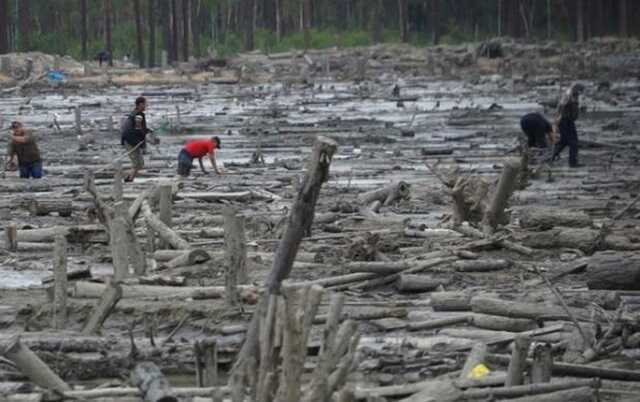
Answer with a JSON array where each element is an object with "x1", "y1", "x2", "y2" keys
[{"x1": 130, "y1": 362, "x2": 178, "y2": 402}]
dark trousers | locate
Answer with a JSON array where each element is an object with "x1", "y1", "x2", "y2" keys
[
  {"x1": 177, "y1": 149, "x2": 194, "y2": 177},
  {"x1": 553, "y1": 118, "x2": 578, "y2": 166},
  {"x1": 19, "y1": 161, "x2": 43, "y2": 179}
]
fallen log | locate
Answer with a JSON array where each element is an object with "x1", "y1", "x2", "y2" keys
[
  {"x1": 461, "y1": 379, "x2": 599, "y2": 400},
  {"x1": 521, "y1": 228, "x2": 640, "y2": 253},
  {"x1": 346, "y1": 261, "x2": 413, "y2": 275},
  {"x1": 161, "y1": 249, "x2": 211, "y2": 269},
  {"x1": 71, "y1": 281, "x2": 257, "y2": 301},
  {"x1": 518, "y1": 208, "x2": 593, "y2": 230},
  {"x1": 28, "y1": 200, "x2": 73, "y2": 217},
  {"x1": 130, "y1": 362, "x2": 178, "y2": 402},
  {"x1": 470, "y1": 313, "x2": 537, "y2": 332},
  {"x1": 142, "y1": 201, "x2": 190, "y2": 250},
  {"x1": 407, "y1": 315, "x2": 471, "y2": 331},
  {"x1": 62, "y1": 387, "x2": 230, "y2": 400},
  {"x1": 431, "y1": 292, "x2": 472, "y2": 311},
  {"x1": 501, "y1": 386, "x2": 594, "y2": 402},
  {"x1": 0, "y1": 336, "x2": 70, "y2": 393},
  {"x1": 454, "y1": 259, "x2": 511, "y2": 272},
  {"x1": 81, "y1": 283, "x2": 122, "y2": 335},
  {"x1": 396, "y1": 275, "x2": 451, "y2": 292},
  {"x1": 586, "y1": 251, "x2": 640, "y2": 290},
  {"x1": 470, "y1": 296, "x2": 588, "y2": 321},
  {"x1": 487, "y1": 353, "x2": 640, "y2": 381},
  {"x1": 358, "y1": 181, "x2": 411, "y2": 206}
]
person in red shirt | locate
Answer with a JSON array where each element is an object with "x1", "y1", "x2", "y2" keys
[{"x1": 177, "y1": 136, "x2": 223, "y2": 177}]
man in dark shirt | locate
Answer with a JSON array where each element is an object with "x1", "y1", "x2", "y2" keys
[
  {"x1": 6, "y1": 121, "x2": 43, "y2": 179},
  {"x1": 520, "y1": 113, "x2": 554, "y2": 148},
  {"x1": 552, "y1": 83, "x2": 584, "y2": 167},
  {"x1": 122, "y1": 96, "x2": 151, "y2": 182}
]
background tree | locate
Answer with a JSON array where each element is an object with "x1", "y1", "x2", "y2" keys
[
  {"x1": 0, "y1": 0, "x2": 6, "y2": 54},
  {"x1": 148, "y1": 0, "x2": 156, "y2": 67},
  {"x1": 18, "y1": 0, "x2": 30, "y2": 51},
  {"x1": 80, "y1": 0, "x2": 88, "y2": 59},
  {"x1": 105, "y1": 0, "x2": 113, "y2": 66},
  {"x1": 134, "y1": 0, "x2": 145, "y2": 67}
]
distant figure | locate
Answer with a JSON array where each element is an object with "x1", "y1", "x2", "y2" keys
[
  {"x1": 177, "y1": 137, "x2": 223, "y2": 178},
  {"x1": 121, "y1": 97, "x2": 152, "y2": 182},
  {"x1": 96, "y1": 50, "x2": 110, "y2": 67},
  {"x1": 552, "y1": 83, "x2": 585, "y2": 168},
  {"x1": 6, "y1": 121, "x2": 43, "y2": 179},
  {"x1": 392, "y1": 84, "x2": 400, "y2": 98},
  {"x1": 520, "y1": 113, "x2": 554, "y2": 148}
]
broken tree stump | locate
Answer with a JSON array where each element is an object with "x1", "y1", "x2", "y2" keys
[
  {"x1": 586, "y1": 251, "x2": 640, "y2": 290},
  {"x1": 460, "y1": 343, "x2": 487, "y2": 380},
  {"x1": 81, "y1": 282, "x2": 122, "y2": 335},
  {"x1": 130, "y1": 361, "x2": 178, "y2": 402},
  {"x1": 358, "y1": 181, "x2": 411, "y2": 206},
  {"x1": 5, "y1": 223, "x2": 17, "y2": 251},
  {"x1": 113, "y1": 160, "x2": 123, "y2": 202},
  {"x1": 483, "y1": 158, "x2": 521, "y2": 234},
  {"x1": 52, "y1": 234, "x2": 68, "y2": 330},
  {"x1": 223, "y1": 207, "x2": 248, "y2": 284},
  {"x1": 518, "y1": 208, "x2": 593, "y2": 230},
  {"x1": 0, "y1": 336, "x2": 70, "y2": 393},
  {"x1": 158, "y1": 183, "x2": 173, "y2": 249},
  {"x1": 29, "y1": 200, "x2": 73, "y2": 217},
  {"x1": 506, "y1": 335, "x2": 531, "y2": 386},
  {"x1": 110, "y1": 214, "x2": 130, "y2": 281},
  {"x1": 530, "y1": 343, "x2": 552, "y2": 383}
]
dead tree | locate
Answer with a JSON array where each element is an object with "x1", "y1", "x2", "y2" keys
[{"x1": 230, "y1": 136, "x2": 338, "y2": 397}]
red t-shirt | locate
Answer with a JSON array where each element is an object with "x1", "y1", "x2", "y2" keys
[{"x1": 184, "y1": 139, "x2": 216, "y2": 158}]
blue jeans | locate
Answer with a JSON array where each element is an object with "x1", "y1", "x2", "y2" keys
[
  {"x1": 177, "y1": 149, "x2": 194, "y2": 177},
  {"x1": 19, "y1": 161, "x2": 43, "y2": 179}
]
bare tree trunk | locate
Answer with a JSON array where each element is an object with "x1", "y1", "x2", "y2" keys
[
  {"x1": 105, "y1": 0, "x2": 113, "y2": 66},
  {"x1": 370, "y1": 0, "x2": 383, "y2": 44},
  {"x1": 497, "y1": 0, "x2": 502, "y2": 36},
  {"x1": 134, "y1": 0, "x2": 145, "y2": 67},
  {"x1": 191, "y1": 0, "x2": 200, "y2": 57},
  {"x1": 244, "y1": 0, "x2": 255, "y2": 51},
  {"x1": 619, "y1": 0, "x2": 628, "y2": 37},
  {"x1": 431, "y1": 0, "x2": 440, "y2": 44},
  {"x1": 546, "y1": 0, "x2": 551, "y2": 39},
  {"x1": 576, "y1": 0, "x2": 584, "y2": 42},
  {"x1": 0, "y1": 0, "x2": 7, "y2": 54},
  {"x1": 398, "y1": 0, "x2": 408, "y2": 42},
  {"x1": 148, "y1": 0, "x2": 156, "y2": 67},
  {"x1": 183, "y1": 0, "x2": 191, "y2": 61},
  {"x1": 275, "y1": 0, "x2": 281, "y2": 42},
  {"x1": 18, "y1": 0, "x2": 29, "y2": 51},
  {"x1": 303, "y1": 0, "x2": 312, "y2": 51},
  {"x1": 160, "y1": 0, "x2": 172, "y2": 63},
  {"x1": 171, "y1": 0, "x2": 179, "y2": 63},
  {"x1": 80, "y1": 0, "x2": 88, "y2": 59}
]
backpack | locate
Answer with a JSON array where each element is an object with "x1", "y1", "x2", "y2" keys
[{"x1": 119, "y1": 113, "x2": 133, "y2": 145}]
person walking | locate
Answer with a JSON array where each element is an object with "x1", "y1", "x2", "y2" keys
[{"x1": 552, "y1": 83, "x2": 584, "y2": 168}]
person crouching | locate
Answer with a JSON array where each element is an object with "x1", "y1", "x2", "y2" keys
[{"x1": 177, "y1": 136, "x2": 223, "y2": 177}]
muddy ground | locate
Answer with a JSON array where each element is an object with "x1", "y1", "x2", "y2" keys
[{"x1": 1, "y1": 39, "x2": 640, "y2": 401}]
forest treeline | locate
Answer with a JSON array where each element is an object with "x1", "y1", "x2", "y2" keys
[{"x1": 0, "y1": 0, "x2": 638, "y2": 67}]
